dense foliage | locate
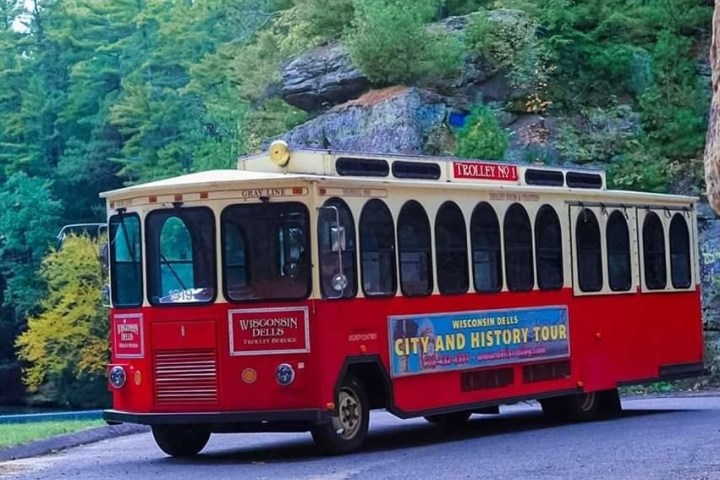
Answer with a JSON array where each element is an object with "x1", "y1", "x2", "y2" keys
[
  {"x1": 0, "y1": 0, "x2": 713, "y2": 406},
  {"x1": 455, "y1": 105, "x2": 509, "y2": 159},
  {"x1": 15, "y1": 236, "x2": 108, "y2": 407}
]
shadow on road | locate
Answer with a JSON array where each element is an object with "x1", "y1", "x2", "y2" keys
[{"x1": 162, "y1": 406, "x2": 687, "y2": 465}]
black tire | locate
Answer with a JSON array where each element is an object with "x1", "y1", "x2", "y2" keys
[
  {"x1": 599, "y1": 388, "x2": 622, "y2": 418},
  {"x1": 151, "y1": 425, "x2": 210, "y2": 457},
  {"x1": 424, "y1": 411, "x2": 472, "y2": 426},
  {"x1": 540, "y1": 396, "x2": 567, "y2": 422},
  {"x1": 311, "y1": 374, "x2": 369, "y2": 454},
  {"x1": 541, "y1": 391, "x2": 600, "y2": 422}
]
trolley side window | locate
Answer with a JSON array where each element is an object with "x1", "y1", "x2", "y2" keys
[
  {"x1": 504, "y1": 203, "x2": 534, "y2": 291},
  {"x1": 146, "y1": 207, "x2": 216, "y2": 305},
  {"x1": 398, "y1": 200, "x2": 433, "y2": 297},
  {"x1": 669, "y1": 213, "x2": 691, "y2": 289},
  {"x1": 109, "y1": 213, "x2": 143, "y2": 307},
  {"x1": 471, "y1": 202, "x2": 502, "y2": 292},
  {"x1": 318, "y1": 198, "x2": 358, "y2": 298},
  {"x1": 643, "y1": 212, "x2": 667, "y2": 290},
  {"x1": 435, "y1": 201, "x2": 469, "y2": 294},
  {"x1": 222, "y1": 202, "x2": 310, "y2": 301},
  {"x1": 607, "y1": 211, "x2": 632, "y2": 292},
  {"x1": 223, "y1": 223, "x2": 249, "y2": 291},
  {"x1": 360, "y1": 199, "x2": 397, "y2": 297},
  {"x1": 576, "y1": 208, "x2": 603, "y2": 292},
  {"x1": 534, "y1": 205, "x2": 563, "y2": 290}
]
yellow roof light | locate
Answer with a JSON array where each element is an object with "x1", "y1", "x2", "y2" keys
[{"x1": 269, "y1": 140, "x2": 291, "y2": 167}]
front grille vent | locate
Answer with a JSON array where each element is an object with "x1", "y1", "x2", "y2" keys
[{"x1": 154, "y1": 350, "x2": 218, "y2": 405}]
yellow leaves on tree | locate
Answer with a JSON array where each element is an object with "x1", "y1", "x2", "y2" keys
[{"x1": 15, "y1": 235, "x2": 108, "y2": 393}]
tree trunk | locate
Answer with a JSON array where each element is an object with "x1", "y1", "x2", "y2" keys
[{"x1": 706, "y1": 2, "x2": 720, "y2": 214}]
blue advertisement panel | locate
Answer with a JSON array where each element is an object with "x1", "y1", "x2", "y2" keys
[{"x1": 388, "y1": 306, "x2": 569, "y2": 377}]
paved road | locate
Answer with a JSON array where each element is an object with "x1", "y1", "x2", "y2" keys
[{"x1": 1, "y1": 396, "x2": 719, "y2": 480}]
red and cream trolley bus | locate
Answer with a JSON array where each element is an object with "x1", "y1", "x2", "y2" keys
[{"x1": 102, "y1": 142, "x2": 704, "y2": 456}]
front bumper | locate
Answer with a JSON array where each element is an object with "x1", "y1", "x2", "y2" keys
[{"x1": 104, "y1": 408, "x2": 332, "y2": 432}]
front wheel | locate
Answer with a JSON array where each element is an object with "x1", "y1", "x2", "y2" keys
[
  {"x1": 151, "y1": 425, "x2": 210, "y2": 457},
  {"x1": 311, "y1": 374, "x2": 369, "y2": 454}
]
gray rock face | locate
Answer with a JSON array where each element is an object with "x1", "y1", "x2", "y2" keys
[
  {"x1": 275, "y1": 87, "x2": 447, "y2": 154},
  {"x1": 281, "y1": 44, "x2": 370, "y2": 112},
  {"x1": 698, "y1": 203, "x2": 720, "y2": 333}
]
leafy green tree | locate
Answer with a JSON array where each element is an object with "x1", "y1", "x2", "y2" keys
[
  {"x1": 0, "y1": 173, "x2": 63, "y2": 319},
  {"x1": 15, "y1": 235, "x2": 109, "y2": 407},
  {"x1": 455, "y1": 105, "x2": 509, "y2": 160},
  {"x1": 346, "y1": 0, "x2": 462, "y2": 86}
]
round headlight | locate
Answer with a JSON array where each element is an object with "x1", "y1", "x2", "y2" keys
[
  {"x1": 109, "y1": 366, "x2": 127, "y2": 389},
  {"x1": 276, "y1": 363, "x2": 295, "y2": 386}
]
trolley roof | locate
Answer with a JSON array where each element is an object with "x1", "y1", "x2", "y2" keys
[{"x1": 101, "y1": 146, "x2": 697, "y2": 206}]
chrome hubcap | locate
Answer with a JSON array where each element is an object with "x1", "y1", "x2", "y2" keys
[{"x1": 332, "y1": 389, "x2": 361, "y2": 439}]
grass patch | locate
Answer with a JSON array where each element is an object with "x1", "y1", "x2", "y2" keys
[{"x1": 0, "y1": 420, "x2": 104, "y2": 448}]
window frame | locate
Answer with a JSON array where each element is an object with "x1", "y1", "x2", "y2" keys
[
  {"x1": 606, "y1": 210, "x2": 633, "y2": 292},
  {"x1": 534, "y1": 205, "x2": 564, "y2": 291},
  {"x1": 109, "y1": 212, "x2": 144, "y2": 308},
  {"x1": 317, "y1": 197, "x2": 359, "y2": 299},
  {"x1": 470, "y1": 202, "x2": 503, "y2": 293},
  {"x1": 359, "y1": 198, "x2": 397, "y2": 298},
  {"x1": 636, "y1": 207, "x2": 695, "y2": 293},
  {"x1": 435, "y1": 201, "x2": 469, "y2": 295},
  {"x1": 669, "y1": 213, "x2": 692, "y2": 289},
  {"x1": 503, "y1": 203, "x2": 535, "y2": 292},
  {"x1": 145, "y1": 206, "x2": 217, "y2": 306},
  {"x1": 574, "y1": 208, "x2": 604, "y2": 293},
  {"x1": 397, "y1": 200, "x2": 433, "y2": 297}
]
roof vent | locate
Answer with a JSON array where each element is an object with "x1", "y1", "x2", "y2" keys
[
  {"x1": 336, "y1": 157, "x2": 389, "y2": 177},
  {"x1": 392, "y1": 161, "x2": 441, "y2": 180}
]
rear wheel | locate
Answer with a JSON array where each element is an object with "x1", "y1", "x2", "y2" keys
[
  {"x1": 151, "y1": 425, "x2": 210, "y2": 457},
  {"x1": 541, "y1": 391, "x2": 600, "y2": 422},
  {"x1": 311, "y1": 374, "x2": 369, "y2": 454},
  {"x1": 424, "y1": 411, "x2": 472, "y2": 426},
  {"x1": 599, "y1": 388, "x2": 622, "y2": 418}
]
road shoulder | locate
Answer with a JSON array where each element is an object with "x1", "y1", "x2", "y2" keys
[{"x1": 0, "y1": 424, "x2": 148, "y2": 462}]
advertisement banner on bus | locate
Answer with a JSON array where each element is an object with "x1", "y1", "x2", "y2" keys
[{"x1": 388, "y1": 306, "x2": 569, "y2": 377}]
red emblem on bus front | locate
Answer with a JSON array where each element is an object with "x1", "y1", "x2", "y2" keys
[
  {"x1": 228, "y1": 307, "x2": 310, "y2": 356},
  {"x1": 113, "y1": 314, "x2": 144, "y2": 358},
  {"x1": 453, "y1": 161, "x2": 518, "y2": 181}
]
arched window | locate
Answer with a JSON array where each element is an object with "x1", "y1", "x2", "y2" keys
[
  {"x1": 435, "y1": 202, "x2": 469, "y2": 294},
  {"x1": 318, "y1": 198, "x2": 358, "y2": 298},
  {"x1": 359, "y1": 199, "x2": 396, "y2": 296},
  {"x1": 606, "y1": 211, "x2": 631, "y2": 291},
  {"x1": 669, "y1": 213, "x2": 691, "y2": 289},
  {"x1": 534, "y1": 205, "x2": 563, "y2": 290},
  {"x1": 643, "y1": 212, "x2": 666, "y2": 290},
  {"x1": 471, "y1": 203, "x2": 502, "y2": 292},
  {"x1": 576, "y1": 209, "x2": 602, "y2": 292},
  {"x1": 397, "y1": 201, "x2": 433, "y2": 296},
  {"x1": 504, "y1": 204, "x2": 534, "y2": 291}
]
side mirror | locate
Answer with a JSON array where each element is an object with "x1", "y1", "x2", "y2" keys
[
  {"x1": 330, "y1": 226, "x2": 346, "y2": 253},
  {"x1": 99, "y1": 242, "x2": 109, "y2": 271},
  {"x1": 101, "y1": 284, "x2": 111, "y2": 308}
]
